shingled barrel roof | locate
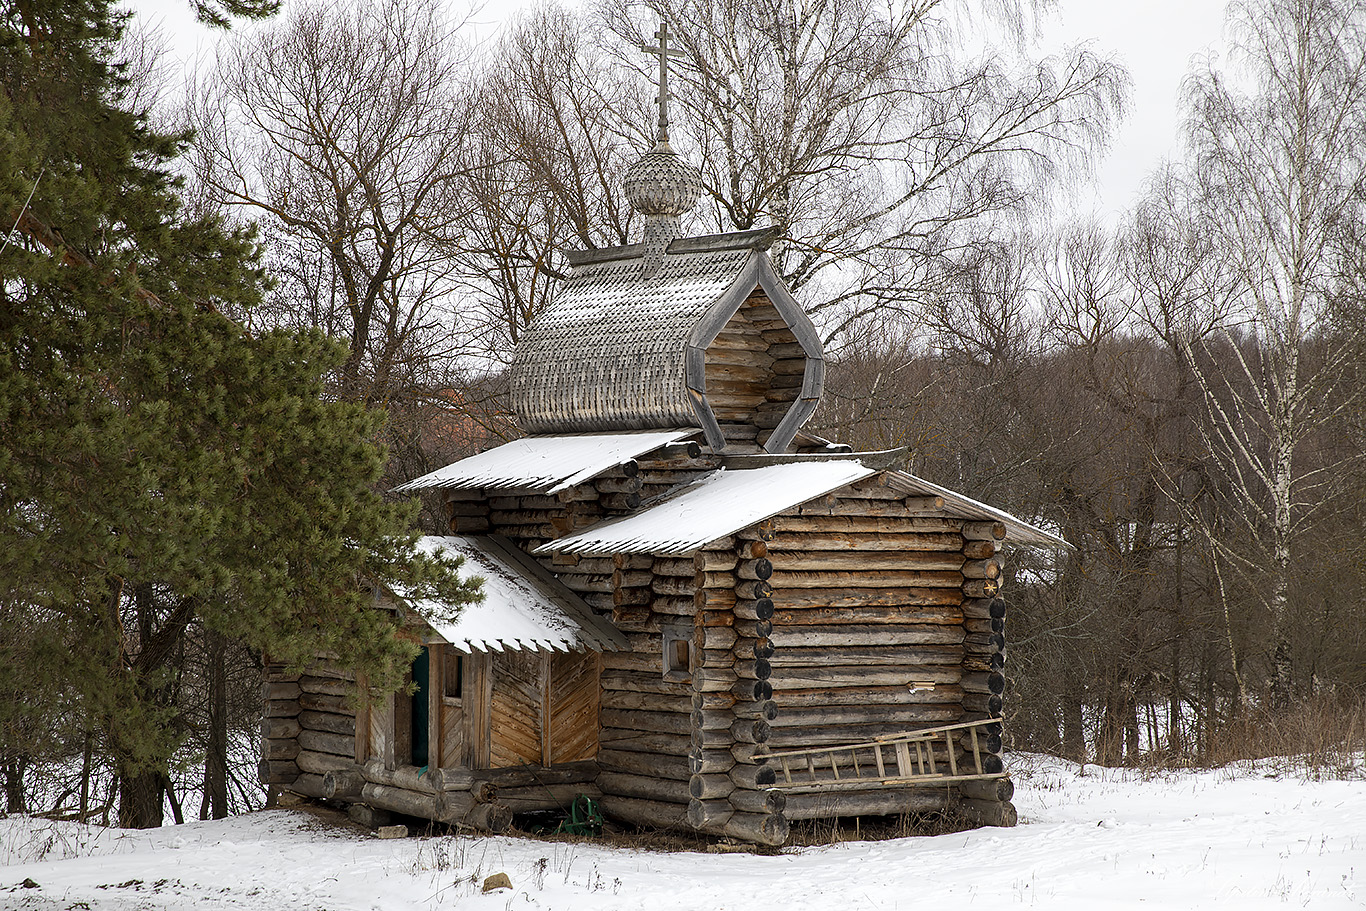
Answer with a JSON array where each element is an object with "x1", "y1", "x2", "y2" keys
[{"x1": 509, "y1": 228, "x2": 824, "y2": 453}]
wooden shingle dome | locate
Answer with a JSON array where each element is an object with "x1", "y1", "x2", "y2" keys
[{"x1": 508, "y1": 228, "x2": 824, "y2": 453}]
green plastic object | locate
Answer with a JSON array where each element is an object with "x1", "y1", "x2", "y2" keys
[{"x1": 554, "y1": 795, "x2": 603, "y2": 836}]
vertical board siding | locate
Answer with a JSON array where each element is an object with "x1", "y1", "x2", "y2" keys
[{"x1": 490, "y1": 650, "x2": 545, "y2": 767}]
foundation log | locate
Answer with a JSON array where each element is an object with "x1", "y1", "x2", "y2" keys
[{"x1": 721, "y1": 812, "x2": 788, "y2": 846}]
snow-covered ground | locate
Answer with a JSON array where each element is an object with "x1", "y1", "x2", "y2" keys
[{"x1": 2, "y1": 754, "x2": 1362, "y2": 910}]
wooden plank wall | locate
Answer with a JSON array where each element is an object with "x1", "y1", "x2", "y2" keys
[{"x1": 489, "y1": 651, "x2": 544, "y2": 767}]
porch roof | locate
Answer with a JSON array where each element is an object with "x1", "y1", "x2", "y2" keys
[{"x1": 403, "y1": 535, "x2": 628, "y2": 653}]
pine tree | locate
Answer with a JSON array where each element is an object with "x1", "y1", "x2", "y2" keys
[{"x1": 0, "y1": 0, "x2": 480, "y2": 826}]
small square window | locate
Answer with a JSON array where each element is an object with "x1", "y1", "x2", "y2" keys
[{"x1": 662, "y1": 626, "x2": 692, "y2": 682}]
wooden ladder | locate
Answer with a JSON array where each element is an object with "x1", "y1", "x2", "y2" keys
[{"x1": 764, "y1": 719, "x2": 1003, "y2": 794}]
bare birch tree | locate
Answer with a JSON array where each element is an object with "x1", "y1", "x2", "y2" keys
[{"x1": 1155, "y1": 0, "x2": 1366, "y2": 705}]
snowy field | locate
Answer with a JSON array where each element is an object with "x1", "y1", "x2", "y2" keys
[{"x1": 2, "y1": 754, "x2": 1362, "y2": 910}]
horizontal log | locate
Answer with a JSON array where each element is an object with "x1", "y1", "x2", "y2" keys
[
  {"x1": 296, "y1": 748, "x2": 355, "y2": 776},
  {"x1": 599, "y1": 795, "x2": 689, "y2": 831},
  {"x1": 298, "y1": 729, "x2": 353, "y2": 757},
  {"x1": 769, "y1": 703, "x2": 962, "y2": 729},
  {"x1": 322, "y1": 767, "x2": 365, "y2": 800},
  {"x1": 362, "y1": 759, "x2": 437, "y2": 793},
  {"x1": 776, "y1": 683, "x2": 963, "y2": 708},
  {"x1": 729, "y1": 787, "x2": 785, "y2": 815},
  {"x1": 604, "y1": 690, "x2": 695, "y2": 714},
  {"x1": 733, "y1": 679, "x2": 773, "y2": 701},
  {"x1": 736, "y1": 580, "x2": 773, "y2": 600},
  {"x1": 766, "y1": 551, "x2": 965, "y2": 572},
  {"x1": 599, "y1": 730, "x2": 692, "y2": 755},
  {"x1": 782, "y1": 788, "x2": 949, "y2": 821},
  {"x1": 489, "y1": 494, "x2": 560, "y2": 510},
  {"x1": 598, "y1": 771, "x2": 689, "y2": 804},
  {"x1": 962, "y1": 521, "x2": 1007, "y2": 541},
  {"x1": 750, "y1": 637, "x2": 775, "y2": 660},
  {"x1": 734, "y1": 658, "x2": 772, "y2": 680},
  {"x1": 958, "y1": 798, "x2": 1017, "y2": 827},
  {"x1": 598, "y1": 748, "x2": 692, "y2": 781},
  {"x1": 771, "y1": 605, "x2": 963, "y2": 626},
  {"x1": 734, "y1": 619, "x2": 773, "y2": 639},
  {"x1": 959, "y1": 777, "x2": 1014, "y2": 802},
  {"x1": 652, "y1": 576, "x2": 694, "y2": 596},
  {"x1": 767, "y1": 531, "x2": 963, "y2": 552},
  {"x1": 734, "y1": 598, "x2": 774, "y2": 620},
  {"x1": 697, "y1": 626, "x2": 737, "y2": 650},
  {"x1": 732, "y1": 718, "x2": 770, "y2": 743},
  {"x1": 737, "y1": 559, "x2": 773, "y2": 581},
  {"x1": 557, "y1": 573, "x2": 613, "y2": 594},
  {"x1": 961, "y1": 672, "x2": 1006, "y2": 695},
  {"x1": 600, "y1": 672, "x2": 691, "y2": 698},
  {"x1": 693, "y1": 666, "x2": 739, "y2": 691},
  {"x1": 689, "y1": 747, "x2": 737, "y2": 775},
  {"x1": 601, "y1": 708, "x2": 691, "y2": 736},
  {"x1": 686, "y1": 798, "x2": 733, "y2": 831},
  {"x1": 770, "y1": 625, "x2": 965, "y2": 648},
  {"x1": 768, "y1": 665, "x2": 962, "y2": 689},
  {"x1": 613, "y1": 569, "x2": 652, "y2": 589},
  {"x1": 729, "y1": 763, "x2": 777, "y2": 789},
  {"x1": 467, "y1": 761, "x2": 598, "y2": 789},
  {"x1": 965, "y1": 631, "x2": 1007, "y2": 652},
  {"x1": 700, "y1": 608, "x2": 734, "y2": 627},
  {"x1": 299, "y1": 675, "x2": 351, "y2": 697},
  {"x1": 463, "y1": 802, "x2": 514, "y2": 834},
  {"x1": 261, "y1": 738, "x2": 300, "y2": 761},
  {"x1": 602, "y1": 492, "x2": 642, "y2": 511},
  {"x1": 299, "y1": 710, "x2": 355, "y2": 736},
  {"x1": 651, "y1": 595, "x2": 697, "y2": 616},
  {"x1": 962, "y1": 693, "x2": 1004, "y2": 716},
  {"x1": 775, "y1": 588, "x2": 963, "y2": 609},
  {"x1": 613, "y1": 588, "x2": 651, "y2": 608},
  {"x1": 768, "y1": 644, "x2": 963, "y2": 667},
  {"x1": 263, "y1": 681, "x2": 301, "y2": 701},
  {"x1": 962, "y1": 540, "x2": 998, "y2": 560},
  {"x1": 257, "y1": 759, "x2": 298, "y2": 784},
  {"x1": 653, "y1": 558, "x2": 698, "y2": 577},
  {"x1": 595, "y1": 476, "x2": 643, "y2": 494},
  {"x1": 768, "y1": 569, "x2": 964, "y2": 589},
  {"x1": 722, "y1": 811, "x2": 789, "y2": 846},
  {"x1": 288, "y1": 772, "x2": 327, "y2": 799},
  {"x1": 261, "y1": 717, "x2": 301, "y2": 740},
  {"x1": 962, "y1": 579, "x2": 1001, "y2": 599},
  {"x1": 689, "y1": 773, "x2": 735, "y2": 800},
  {"x1": 361, "y1": 782, "x2": 444, "y2": 821},
  {"x1": 298, "y1": 691, "x2": 350, "y2": 714},
  {"x1": 263, "y1": 699, "x2": 301, "y2": 719}
]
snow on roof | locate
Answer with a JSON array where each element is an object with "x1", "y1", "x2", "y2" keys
[
  {"x1": 393, "y1": 430, "x2": 697, "y2": 495},
  {"x1": 883, "y1": 471, "x2": 1071, "y2": 548},
  {"x1": 536, "y1": 461, "x2": 877, "y2": 556},
  {"x1": 400, "y1": 536, "x2": 627, "y2": 653}
]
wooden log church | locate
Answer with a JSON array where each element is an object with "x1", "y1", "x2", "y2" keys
[{"x1": 258, "y1": 24, "x2": 1065, "y2": 846}]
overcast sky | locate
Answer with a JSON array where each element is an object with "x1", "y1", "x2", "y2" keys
[{"x1": 129, "y1": 0, "x2": 1231, "y2": 221}]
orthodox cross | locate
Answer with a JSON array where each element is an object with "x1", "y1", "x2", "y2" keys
[{"x1": 642, "y1": 21, "x2": 685, "y2": 146}]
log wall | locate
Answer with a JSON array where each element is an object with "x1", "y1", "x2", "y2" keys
[
  {"x1": 703, "y1": 291, "x2": 802, "y2": 453},
  {"x1": 260, "y1": 660, "x2": 358, "y2": 800}
]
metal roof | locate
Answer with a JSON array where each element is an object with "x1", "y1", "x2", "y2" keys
[
  {"x1": 536, "y1": 461, "x2": 877, "y2": 556},
  {"x1": 401, "y1": 536, "x2": 628, "y2": 653},
  {"x1": 393, "y1": 430, "x2": 696, "y2": 495}
]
